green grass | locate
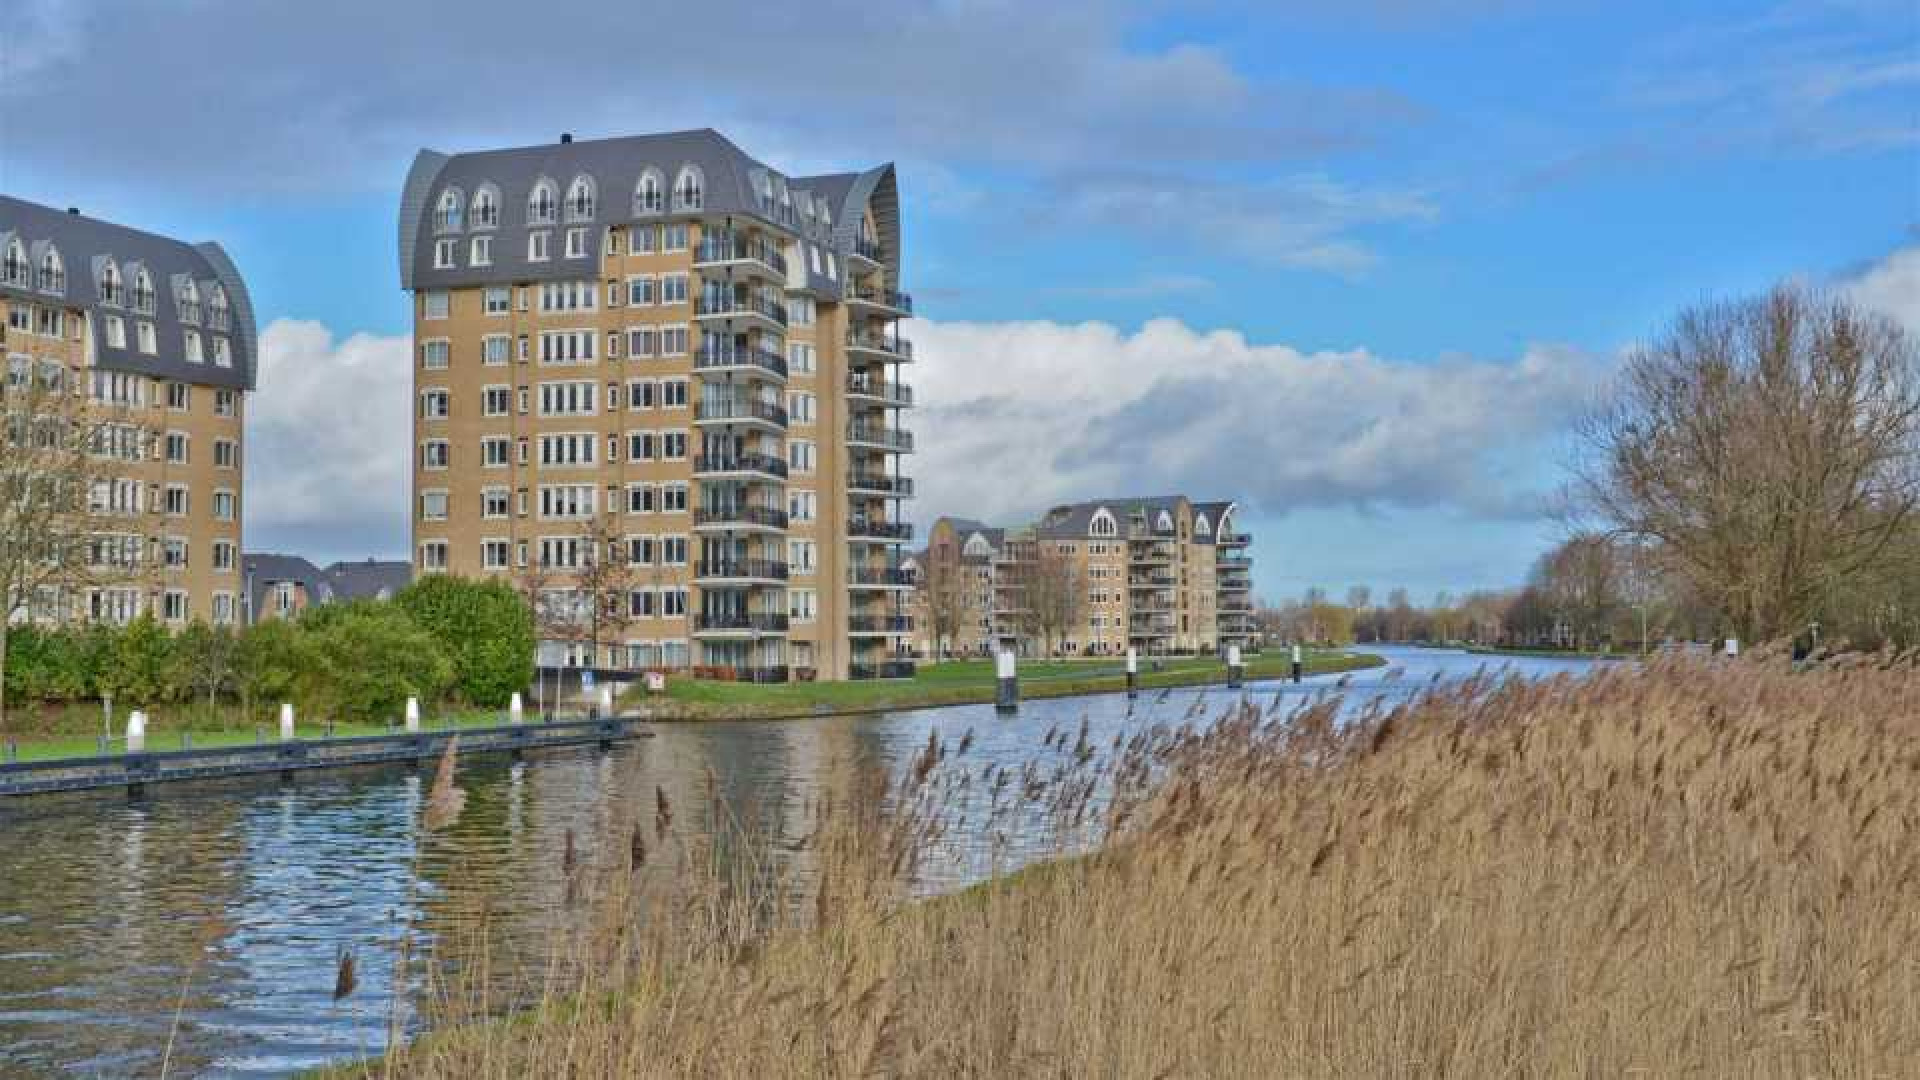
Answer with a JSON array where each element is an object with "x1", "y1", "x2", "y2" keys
[
  {"x1": 638, "y1": 649, "x2": 1383, "y2": 720},
  {"x1": 2, "y1": 709, "x2": 511, "y2": 765}
]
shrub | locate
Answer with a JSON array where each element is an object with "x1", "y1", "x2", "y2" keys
[
  {"x1": 395, "y1": 576, "x2": 535, "y2": 707},
  {"x1": 299, "y1": 601, "x2": 454, "y2": 723}
]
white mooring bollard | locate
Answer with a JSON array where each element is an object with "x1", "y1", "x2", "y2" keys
[
  {"x1": 279, "y1": 703, "x2": 295, "y2": 741},
  {"x1": 405, "y1": 696, "x2": 421, "y2": 733},
  {"x1": 1227, "y1": 644, "x2": 1245, "y2": 689},
  {"x1": 1292, "y1": 643, "x2": 1304, "y2": 684},
  {"x1": 509, "y1": 691, "x2": 525, "y2": 725},
  {"x1": 1125, "y1": 647, "x2": 1139, "y2": 698},
  {"x1": 1724, "y1": 638, "x2": 1740, "y2": 659},
  {"x1": 995, "y1": 650, "x2": 1018, "y2": 713},
  {"x1": 126, "y1": 710, "x2": 147, "y2": 754},
  {"x1": 599, "y1": 685, "x2": 614, "y2": 717}
]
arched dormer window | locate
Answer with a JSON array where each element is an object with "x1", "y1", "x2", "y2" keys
[
  {"x1": 209, "y1": 284, "x2": 231, "y2": 331},
  {"x1": 1194, "y1": 513, "x2": 1212, "y2": 536},
  {"x1": 177, "y1": 278, "x2": 201, "y2": 324},
  {"x1": 433, "y1": 188, "x2": 464, "y2": 233},
  {"x1": 39, "y1": 246, "x2": 65, "y2": 293},
  {"x1": 634, "y1": 169, "x2": 664, "y2": 215},
  {"x1": 528, "y1": 179, "x2": 558, "y2": 225},
  {"x1": 99, "y1": 259, "x2": 123, "y2": 305},
  {"x1": 819, "y1": 201, "x2": 831, "y2": 229},
  {"x1": 565, "y1": 175, "x2": 596, "y2": 221},
  {"x1": 132, "y1": 267, "x2": 156, "y2": 314},
  {"x1": 470, "y1": 185, "x2": 499, "y2": 229},
  {"x1": 1, "y1": 239, "x2": 26, "y2": 286},
  {"x1": 673, "y1": 165, "x2": 704, "y2": 212},
  {"x1": 1089, "y1": 509, "x2": 1118, "y2": 538},
  {"x1": 1156, "y1": 510, "x2": 1174, "y2": 534}
]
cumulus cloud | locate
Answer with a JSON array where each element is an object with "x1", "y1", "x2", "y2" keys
[
  {"x1": 1843, "y1": 245, "x2": 1920, "y2": 338},
  {"x1": 909, "y1": 317, "x2": 1607, "y2": 527},
  {"x1": 244, "y1": 320, "x2": 410, "y2": 561}
]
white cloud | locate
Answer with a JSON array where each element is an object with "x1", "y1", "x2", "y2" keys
[
  {"x1": 1843, "y1": 245, "x2": 1920, "y2": 338},
  {"x1": 243, "y1": 320, "x2": 410, "y2": 560},
  {"x1": 908, "y1": 317, "x2": 1606, "y2": 528}
]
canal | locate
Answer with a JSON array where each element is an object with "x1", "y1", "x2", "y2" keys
[{"x1": 0, "y1": 647, "x2": 1601, "y2": 1076}]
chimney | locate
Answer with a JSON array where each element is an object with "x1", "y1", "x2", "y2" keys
[{"x1": 560, "y1": 133, "x2": 573, "y2": 144}]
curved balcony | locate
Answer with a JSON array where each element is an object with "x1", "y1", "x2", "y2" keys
[
  {"x1": 1218, "y1": 532, "x2": 1252, "y2": 548},
  {"x1": 692, "y1": 612, "x2": 791, "y2": 637},
  {"x1": 848, "y1": 566, "x2": 916, "y2": 589},
  {"x1": 847, "y1": 614, "x2": 914, "y2": 636},
  {"x1": 846, "y1": 330, "x2": 912, "y2": 363},
  {"x1": 847, "y1": 472, "x2": 914, "y2": 498},
  {"x1": 696, "y1": 399, "x2": 788, "y2": 431},
  {"x1": 694, "y1": 344, "x2": 787, "y2": 383},
  {"x1": 844, "y1": 286, "x2": 913, "y2": 317},
  {"x1": 696, "y1": 559, "x2": 790, "y2": 585},
  {"x1": 693, "y1": 505, "x2": 790, "y2": 532},
  {"x1": 848, "y1": 520, "x2": 913, "y2": 544},
  {"x1": 845, "y1": 376, "x2": 913, "y2": 407},
  {"x1": 692, "y1": 453, "x2": 789, "y2": 481},
  {"x1": 849, "y1": 235, "x2": 884, "y2": 266},
  {"x1": 693, "y1": 232, "x2": 788, "y2": 281},
  {"x1": 695, "y1": 294, "x2": 788, "y2": 332},
  {"x1": 846, "y1": 424, "x2": 913, "y2": 453}
]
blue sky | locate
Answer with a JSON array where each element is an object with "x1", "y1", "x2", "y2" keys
[{"x1": 3, "y1": 0, "x2": 1915, "y2": 603}]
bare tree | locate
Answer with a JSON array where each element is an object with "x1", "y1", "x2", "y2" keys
[
  {"x1": 1535, "y1": 533, "x2": 1624, "y2": 649},
  {"x1": 1575, "y1": 286, "x2": 1920, "y2": 642},
  {"x1": 1015, "y1": 543, "x2": 1084, "y2": 658},
  {"x1": 918, "y1": 550, "x2": 980, "y2": 660},
  {"x1": 0, "y1": 359, "x2": 146, "y2": 735},
  {"x1": 571, "y1": 514, "x2": 636, "y2": 670}
]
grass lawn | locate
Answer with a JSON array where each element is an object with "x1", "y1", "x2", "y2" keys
[
  {"x1": 641, "y1": 648, "x2": 1383, "y2": 719},
  {"x1": 2, "y1": 710, "x2": 511, "y2": 765}
]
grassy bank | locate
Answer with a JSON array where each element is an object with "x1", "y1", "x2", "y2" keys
[
  {"x1": 346, "y1": 652, "x2": 1919, "y2": 1076},
  {"x1": 639, "y1": 648, "x2": 1382, "y2": 719},
  {"x1": 1, "y1": 704, "x2": 511, "y2": 764}
]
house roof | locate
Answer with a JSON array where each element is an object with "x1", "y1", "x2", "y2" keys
[
  {"x1": 242, "y1": 554, "x2": 411, "y2": 619},
  {"x1": 0, "y1": 195, "x2": 258, "y2": 391}
]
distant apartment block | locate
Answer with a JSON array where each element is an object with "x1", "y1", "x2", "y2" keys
[
  {"x1": 242, "y1": 554, "x2": 412, "y2": 623},
  {"x1": 1, "y1": 196, "x2": 256, "y2": 627},
  {"x1": 914, "y1": 497, "x2": 1254, "y2": 657},
  {"x1": 396, "y1": 130, "x2": 915, "y2": 681}
]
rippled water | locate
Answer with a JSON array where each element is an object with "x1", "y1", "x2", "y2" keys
[{"x1": 0, "y1": 647, "x2": 1599, "y2": 1077}]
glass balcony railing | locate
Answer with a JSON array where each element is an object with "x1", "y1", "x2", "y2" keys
[
  {"x1": 696, "y1": 400, "x2": 788, "y2": 427},
  {"x1": 848, "y1": 520, "x2": 914, "y2": 542},
  {"x1": 845, "y1": 376, "x2": 913, "y2": 405},
  {"x1": 692, "y1": 453, "x2": 789, "y2": 479},
  {"x1": 693, "y1": 505, "x2": 790, "y2": 530},
  {"x1": 847, "y1": 615, "x2": 914, "y2": 635},
  {"x1": 846, "y1": 330, "x2": 912, "y2": 360},
  {"x1": 847, "y1": 472, "x2": 914, "y2": 496},
  {"x1": 696, "y1": 559, "x2": 790, "y2": 581},
  {"x1": 846, "y1": 425, "x2": 913, "y2": 451},
  {"x1": 844, "y1": 286, "x2": 912, "y2": 314},
  {"x1": 695, "y1": 294, "x2": 789, "y2": 326},
  {"x1": 694, "y1": 232, "x2": 789, "y2": 275},
  {"x1": 692, "y1": 612, "x2": 791, "y2": 634},
  {"x1": 694, "y1": 344, "x2": 787, "y2": 380}
]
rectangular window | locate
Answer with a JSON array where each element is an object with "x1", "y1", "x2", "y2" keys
[
  {"x1": 627, "y1": 275, "x2": 656, "y2": 306},
  {"x1": 213, "y1": 337, "x2": 232, "y2": 367},
  {"x1": 481, "y1": 436, "x2": 510, "y2": 467},
  {"x1": 660, "y1": 378, "x2": 688, "y2": 408},
  {"x1": 539, "y1": 281, "x2": 598, "y2": 313},
  {"x1": 538, "y1": 380, "x2": 597, "y2": 416},
  {"x1": 626, "y1": 483, "x2": 656, "y2": 514},
  {"x1": 421, "y1": 490, "x2": 449, "y2": 520},
  {"x1": 661, "y1": 536, "x2": 688, "y2": 566},
  {"x1": 184, "y1": 329, "x2": 204, "y2": 363},
  {"x1": 164, "y1": 431, "x2": 189, "y2": 464},
  {"x1": 788, "y1": 539, "x2": 817, "y2": 573},
  {"x1": 539, "y1": 330, "x2": 597, "y2": 364},
  {"x1": 137, "y1": 321, "x2": 157, "y2": 354},
  {"x1": 434, "y1": 238, "x2": 456, "y2": 269},
  {"x1": 420, "y1": 541, "x2": 449, "y2": 572},
  {"x1": 162, "y1": 590, "x2": 189, "y2": 623},
  {"x1": 483, "y1": 385, "x2": 511, "y2": 416},
  {"x1": 162, "y1": 536, "x2": 189, "y2": 568},
  {"x1": 538, "y1": 433, "x2": 596, "y2": 467},
  {"x1": 214, "y1": 439, "x2": 238, "y2": 468},
  {"x1": 789, "y1": 439, "x2": 815, "y2": 473},
  {"x1": 166, "y1": 381, "x2": 190, "y2": 410},
  {"x1": 212, "y1": 593, "x2": 236, "y2": 625},
  {"x1": 164, "y1": 485, "x2": 189, "y2": 516},
  {"x1": 787, "y1": 391, "x2": 816, "y2": 425},
  {"x1": 482, "y1": 487, "x2": 510, "y2": 518},
  {"x1": 660, "y1": 431, "x2": 686, "y2": 460},
  {"x1": 421, "y1": 339, "x2": 450, "y2": 369},
  {"x1": 629, "y1": 589, "x2": 656, "y2": 618},
  {"x1": 626, "y1": 326, "x2": 657, "y2": 358},
  {"x1": 212, "y1": 490, "x2": 237, "y2": 521},
  {"x1": 538, "y1": 484, "x2": 597, "y2": 520},
  {"x1": 661, "y1": 325, "x2": 688, "y2": 355},
  {"x1": 633, "y1": 225, "x2": 657, "y2": 254},
  {"x1": 423, "y1": 291, "x2": 449, "y2": 319},
  {"x1": 212, "y1": 540, "x2": 235, "y2": 571},
  {"x1": 627, "y1": 430, "x2": 655, "y2": 461},
  {"x1": 471, "y1": 235, "x2": 493, "y2": 267},
  {"x1": 422, "y1": 439, "x2": 450, "y2": 468},
  {"x1": 215, "y1": 389, "x2": 237, "y2": 417},
  {"x1": 565, "y1": 227, "x2": 588, "y2": 258},
  {"x1": 105, "y1": 315, "x2": 126, "y2": 349},
  {"x1": 662, "y1": 588, "x2": 688, "y2": 617},
  {"x1": 481, "y1": 335, "x2": 509, "y2": 365},
  {"x1": 528, "y1": 231, "x2": 550, "y2": 262},
  {"x1": 482, "y1": 539, "x2": 511, "y2": 569},
  {"x1": 660, "y1": 273, "x2": 688, "y2": 304},
  {"x1": 661, "y1": 483, "x2": 688, "y2": 512},
  {"x1": 628, "y1": 379, "x2": 656, "y2": 409},
  {"x1": 421, "y1": 388, "x2": 450, "y2": 419},
  {"x1": 484, "y1": 286, "x2": 510, "y2": 315},
  {"x1": 789, "y1": 489, "x2": 817, "y2": 523},
  {"x1": 663, "y1": 224, "x2": 689, "y2": 252},
  {"x1": 788, "y1": 589, "x2": 817, "y2": 623},
  {"x1": 788, "y1": 342, "x2": 815, "y2": 375}
]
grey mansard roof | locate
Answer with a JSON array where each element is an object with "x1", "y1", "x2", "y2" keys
[
  {"x1": 243, "y1": 554, "x2": 412, "y2": 620},
  {"x1": 0, "y1": 195, "x2": 258, "y2": 391},
  {"x1": 398, "y1": 128, "x2": 900, "y2": 295}
]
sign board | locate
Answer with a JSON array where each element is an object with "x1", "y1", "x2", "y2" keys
[
  {"x1": 646, "y1": 672, "x2": 666, "y2": 693},
  {"x1": 581, "y1": 670, "x2": 596, "y2": 691}
]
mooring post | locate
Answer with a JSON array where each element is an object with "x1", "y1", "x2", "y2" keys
[
  {"x1": 279, "y1": 703, "x2": 295, "y2": 741},
  {"x1": 600, "y1": 685, "x2": 614, "y2": 720},
  {"x1": 126, "y1": 710, "x2": 146, "y2": 755},
  {"x1": 1724, "y1": 637, "x2": 1740, "y2": 659},
  {"x1": 1291, "y1": 643, "x2": 1303, "y2": 684},
  {"x1": 1125, "y1": 647, "x2": 1139, "y2": 698},
  {"x1": 180, "y1": 730, "x2": 191, "y2": 751},
  {"x1": 995, "y1": 650, "x2": 1018, "y2": 713},
  {"x1": 405, "y1": 696, "x2": 421, "y2": 734},
  {"x1": 1227, "y1": 644, "x2": 1244, "y2": 689},
  {"x1": 509, "y1": 691, "x2": 524, "y2": 725}
]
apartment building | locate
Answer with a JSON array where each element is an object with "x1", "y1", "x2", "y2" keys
[
  {"x1": 1, "y1": 196, "x2": 256, "y2": 627},
  {"x1": 396, "y1": 130, "x2": 916, "y2": 681},
  {"x1": 919, "y1": 496, "x2": 1254, "y2": 658}
]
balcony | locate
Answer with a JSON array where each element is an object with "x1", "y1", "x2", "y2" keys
[
  {"x1": 692, "y1": 612, "x2": 791, "y2": 636},
  {"x1": 1130, "y1": 545, "x2": 1176, "y2": 565},
  {"x1": 1216, "y1": 551, "x2": 1253, "y2": 567},
  {"x1": 696, "y1": 399, "x2": 788, "y2": 430},
  {"x1": 695, "y1": 559, "x2": 790, "y2": 583},
  {"x1": 848, "y1": 660, "x2": 916, "y2": 680},
  {"x1": 848, "y1": 615, "x2": 914, "y2": 635},
  {"x1": 848, "y1": 566, "x2": 915, "y2": 589},
  {"x1": 844, "y1": 286, "x2": 913, "y2": 316},
  {"x1": 1133, "y1": 592, "x2": 1175, "y2": 612},
  {"x1": 847, "y1": 472, "x2": 914, "y2": 498},
  {"x1": 1218, "y1": 532, "x2": 1252, "y2": 548},
  {"x1": 693, "y1": 232, "x2": 788, "y2": 279},
  {"x1": 1130, "y1": 571, "x2": 1176, "y2": 587},
  {"x1": 848, "y1": 520, "x2": 913, "y2": 543},
  {"x1": 1129, "y1": 618, "x2": 1176, "y2": 637},
  {"x1": 693, "y1": 453, "x2": 789, "y2": 481},
  {"x1": 1219, "y1": 599, "x2": 1254, "y2": 614},
  {"x1": 849, "y1": 235, "x2": 885, "y2": 266},
  {"x1": 845, "y1": 330, "x2": 913, "y2": 362},
  {"x1": 846, "y1": 424, "x2": 914, "y2": 452},
  {"x1": 1219, "y1": 576, "x2": 1253, "y2": 593},
  {"x1": 694, "y1": 344, "x2": 787, "y2": 382},
  {"x1": 693, "y1": 505, "x2": 790, "y2": 532},
  {"x1": 695, "y1": 294, "x2": 788, "y2": 330},
  {"x1": 845, "y1": 376, "x2": 913, "y2": 407}
]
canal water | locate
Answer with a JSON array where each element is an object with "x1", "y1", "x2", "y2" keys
[{"x1": 0, "y1": 647, "x2": 1599, "y2": 1077}]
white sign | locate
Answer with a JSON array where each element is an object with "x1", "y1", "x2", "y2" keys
[
  {"x1": 581, "y1": 670, "x2": 596, "y2": 691},
  {"x1": 646, "y1": 672, "x2": 666, "y2": 693}
]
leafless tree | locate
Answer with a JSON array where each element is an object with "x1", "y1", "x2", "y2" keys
[
  {"x1": 918, "y1": 550, "x2": 980, "y2": 660},
  {"x1": 1575, "y1": 285, "x2": 1920, "y2": 642},
  {"x1": 571, "y1": 513, "x2": 637, "y2": 670},
  {"x1": 1535, "y1": 533, "x2": 1624, "y2": 649},
  {"x1": 1015, "y1": 543, "x2": 1084, "y2": 658},
  {"x1": 0, "y1": 359, "x2": 147, "y2": 734}
]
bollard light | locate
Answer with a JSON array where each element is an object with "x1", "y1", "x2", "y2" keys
[
  {"x1": 126, "y1": 710, "x2": 147, "y2": 754},
  {"x1": 509, "y1": 692, "x2": 525, "y2": 725},
  {"x1": 279, "y1": 702, "x2": 295, "y2": 741},
  {"x1": 995, "y1": 650, "x2": 1019, "y2": 713},
  {"x1": 405, "y1": 696, "x2": 421, "y2": 734},
  {"x1": 1724, "y1": 638, "x2": 1740, "y2": 658}
]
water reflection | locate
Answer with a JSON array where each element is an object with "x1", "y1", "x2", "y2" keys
[{"x1": 0, "y1": 647, "x2": 1598, "y2": 1076}]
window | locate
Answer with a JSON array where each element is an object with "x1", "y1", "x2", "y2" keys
[
  {"x1": 661, "y1": 325, "x2": 688, "y2": 355},
  {"x1": 790, "y1": 295, "x2": 815, "y2": 326},
  {"x1": 627, "y1": 431, "x2": 655, "y2": 461},
  {"x1": 163, "y1": 484, "x2": 189, "y2": 516},
  {"x1": 661, "y1": 483, "x2": 688, "y2": 512},
  {"x1": 421, "y1": 389, "x2": 450, "y2": 419},
  {"x1": 789, "y1": 489, "x2": 817, "y2": 523},
  {"x1": 165, "y1": 431, "x2": 189, "y2": 464},
  {"x1": 788, "y1": 539, "x2": 817, "y2": 573},
  {"x1": 166, "y1": 381, "x2": 190, "y2": 410},
  {"x1": 434, "y1": 189, "x2": 464, "y2": 232},
  {"x1": 183, "y1": 329, "x2": 204, "y2": 364},
  {"x1": 605, "y1": 227, "x2": 623, "y2": 256},
  {"x1": 788, "y1": 589, "x2": 817, "y2": 623},
  {"x1": 626, "y1": 483, "x2": 656, "y2": 513},
  {"x1": 434, "y1": 238, "x2": 456, "y2": 268},
  {"x1": 484, "y1": 286, "x2": 510, "y2": 315},
  {"x1": 132, "y1": 267, "x2": 156, "y2": 313},
  {"x1": 483, "y1": 385, "x2": 511, "y2": 416},
  {"x1": 539, "y1": 536, "x2": 584, "y2": 569},
  {"x1": 471, "y1": 185, "x2": 499, "y2": 228},
  {"x1": 539, "y1": 281, "x2": 597, "y2": 312},
  {"x1": 566, "y1": 175, "x2": 596, "y2": 221},
  {"x1": 212, "y1": 490, "x2": 236, "y2": 521},
  {"x1": 662, "y1": 588, "x2": 689, "y2": 617},
  {"x1": 789, "y1": 342, "x2": 815, "y2": 374},
  {"x1": 421, "y1": 490, "x2": 449, "y2": 521},
  {"x1": 213, "y1": 337, "x2": 232, "y2": 368},
  {"x1": 660, "y1": 273, "x2": 688, "y2": 304},
  {"x1": 663, "y1": 223, "x2": 689, "y2": 252},
  {"x1": 787, "y1": 391, "x2": 816, "y2": 425},
  {"x1": 538, "y1": 380, "x2": 597, "y2": 416},
  {"x1": 0, "y1": 239, "x2": 25, "y2": 286},
  {"x1": 481, "y1": 436, "x2": 510, "y2": 467},
  {"x1": 212, "y1": 541, "x2": 236, "y2": 571},
  {"x1": 212, "y1": 593, "x2": 236, "y2": 625},
  {"x1": 660, "y1": 379, "x2": 688, "y2": 408},
  {"x1": 137, "y1": 321, "x2": 157, "y2": 354},
  {"x1": 214, "y1": 439, "x2": 238, "y2": 468},
  {"x1": 423, "y1": 291, "x2": 449, "y2": 319},
  {"x1": 634, "y1": 170, "x2": 664, "y2": 215},
  {"x1": 789, "y1": 439, "x2": 815, "y2": 473},
  {"x1": 629, "y1": 589, "x2": 657, "y2": 618},
  {"x1": 565, "y1": 228, "x2": 588, "y2": 258},
  {"x1": 420, "y1": 541, "x2": 449, "y2": 572},
  {"x1": 482, "y1": 539, "x2": 511, "y2": 569},
  {"x1": 421, "y1": 339, "x2": 450, "y2": 369},
  {"x1": 422, "y1": 439, "x2": 450, "y2": 468},
  {"x1": 482, "y1": 335, "x2": 510, "y2": 365},
  {"x1": 627, "y1": 275, "x2": 656, "y2": 306},
  {"x1": 538, "y1": 433, "x2": 596, "y2": 467},
  {"x1": 209, "y1": 285, "x2": 231, "y2": 331},
  {"x1": 528, "y1": 180, "x2": 557, "y2": 225},
  {"x1": 627, "y1": 379, "x2": 656, "y2": 409},
  {"x1": 162, "y1": 536, "x2": 189, "y2": 568},
  {"x1": 471, "y1": 235, "x2": 492, "y2": 266},
  {"x1": 539, "y1": 484, "x2": 596, "y2": 519},
  {"x1": 661, "y1": 535, "x2": 688, "y2": 566},
  {"x1": 539, "y1": 330, "x2": 596, "y2": 364},
  {"x1": 626, "y1": 326, "x2": 657, "y2": 358},
  {"x1": 482, "y1": 488, "x2": 510, "y2": 518},
  {"x1": 673, "y1": 166, "x2": 704, "y2": 212},
  {"x1": 39, "y1": 246, "x2": 65, "y2": 293},
  {"x1": 528, "y1": 231, "x2": 551, "y2": 262},
  {"x1": 660, "y1": 431, "x2": 686, "y2": 460},
  {"x1": 215, "y1": 389, "x2": 237, "y2": 417},
  {"x1": 99, "y1": 260, "x2": 124, "y2": 305},
  {"x1": 162, "y1": 590, "x2": 189, "y2": 623}
]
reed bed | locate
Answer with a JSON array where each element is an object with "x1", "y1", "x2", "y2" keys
[{"x1": 362, "y1": 652, "x2": 1920, "y2": 1078}]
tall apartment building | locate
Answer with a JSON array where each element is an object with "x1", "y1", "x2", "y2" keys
[
  {"x1": 917, "y1": 496, "x2": 1254, "y2": 658},
  {"x1": 1, "y1": 196, "x2": 256, "y2": 627},
  {"x1": 397, "y1": 130, "x2": 916, "y2": 682}
]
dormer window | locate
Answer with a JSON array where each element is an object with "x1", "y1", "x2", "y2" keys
[
  {"x1": 528, "y1": 180, "x2": 558, "y2": 225},
  {"x1": 208, "y1": 284, "x2": 231, "y2": 331},
  {"x1": 39, "y1": 247, "x2": 65, "y2": 293},
  {"x1": 100, "y1": 260, "x2": 123, "y2": 306},
  {"x1": 132, "y1": 268, "x2": 156, "y2": 314},
  {"x1": 566, "y1": 175, "x2": 596, "y2": 221},
  {"x1": 184, "y1": 329, "x2": 204, "y2": 364},
  {"x1": 434, "y1": 188, "x2": 464, "y2": 233},
  {"x1": 673, "y1": 166, "x2": 704, "y2": 212},
  {"x1": 1, "y1": 239, "x2": 25, "y2": 286},
  {"x1": 177, "y1": 279, "x2": 201, "y2": 325},
  {"x1": 471, "y1": 185, "x2": 500, "y2": 229},
  {"x1": 634, "y1": 170, "x2": 664, "y2": 215}
]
